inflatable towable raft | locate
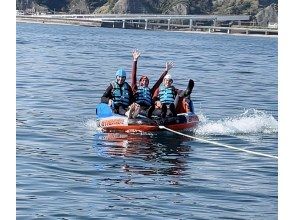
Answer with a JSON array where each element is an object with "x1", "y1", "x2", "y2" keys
[{"x1": 96, "y1": 101, "x2": 199, "y2": 132}]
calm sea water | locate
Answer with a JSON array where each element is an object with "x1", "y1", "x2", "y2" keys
[{"x1": 16, "y1": 23, "x2": 278, "y2": 219}]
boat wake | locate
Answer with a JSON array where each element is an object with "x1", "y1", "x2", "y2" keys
[
  {"x1": 195, "y1": 109, "x2": 278, "y2": 136},
  {"x1": 85, "y1": 109, "x2": 277, "y2": 136},
  {"x1": 84, "y1": 118, "x2": 103, "y2": 133}
]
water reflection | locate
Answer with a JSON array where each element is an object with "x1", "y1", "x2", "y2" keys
[{"x1": 93, "y1": 132, "x2": 192, "y2": 177}]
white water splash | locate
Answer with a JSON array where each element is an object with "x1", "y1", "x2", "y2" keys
[
  {"x1": 84, "y1": 119, "x2": 102, "y2": 132},
  {"x1": 84, "y1": 109, "x2": 278, "y2": 136},
  {"x1": 195, "y1": 109, "x2": 278, "y2": 135}
]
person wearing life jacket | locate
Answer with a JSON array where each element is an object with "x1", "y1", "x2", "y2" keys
[
  {"x1": 148, "y1": 74, "x2": 194, "y2": 118},
  {"x1": 101, "y1": 68, "x2": 138, "y2": 117},
  {"x1": 130, "y1": 49, "x2": 174, "y2": 117}
]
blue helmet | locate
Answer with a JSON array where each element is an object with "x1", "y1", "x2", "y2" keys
[{"x1": 116, "y1": 68, "x2": 126, "y2": 77}]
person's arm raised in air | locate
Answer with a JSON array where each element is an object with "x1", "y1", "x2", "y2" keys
[
  {"x1": 131, "y1": 49, "x2": 141, "y2": 93},
  {"x1": 150, "y1": 61, "x2": 174, "y2": 96}
]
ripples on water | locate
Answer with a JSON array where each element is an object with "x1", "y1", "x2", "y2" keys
[{"x1": 17, "y1": 23, "x2": 277, "y2": 219}]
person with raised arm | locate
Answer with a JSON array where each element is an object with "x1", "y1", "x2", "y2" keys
[
  {"x1": 148, "y1": 74, "x2": 195, "y2": 119},
  {"x1": 131, "y1": 49, "x2": 174, "y2": 117}
]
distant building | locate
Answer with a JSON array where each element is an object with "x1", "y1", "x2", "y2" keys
[
  {"x1": 268, "y1": 22, "x2": 278, "y2": 29},
  {"x1": 16, "y1": 10, "x2": 25, "y2": 15}
]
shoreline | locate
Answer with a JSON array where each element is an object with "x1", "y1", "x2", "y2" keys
[
  {"x1": 16, "y1": 16, "x2": 278, "y2": 38},
  {"x1": 173, "y1": 29, "x2": 278, "y2": 38}
]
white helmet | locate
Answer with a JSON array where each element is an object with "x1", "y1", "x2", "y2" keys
[{"x1": 164, "y1": 74, "x2": 173, "y2": 82}]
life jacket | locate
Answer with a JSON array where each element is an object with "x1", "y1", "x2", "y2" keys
[
  {"x1": 135, "y1": 86, "x2": 152, "y2": 106},
  {"x1": 159, "y1": 86, "x2": 176, "y2": 104},
  {"x1": 111, "y1": 81, "x2": 130, "y2": 108}
]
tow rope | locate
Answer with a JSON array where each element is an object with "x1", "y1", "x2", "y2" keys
[{"x1": 159, "y1": 126, "x2": 278, "y2": 160}]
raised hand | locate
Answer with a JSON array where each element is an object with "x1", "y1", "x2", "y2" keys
[
  {"x1": 132, "y1": 49, "x2": 141, "y2": 61},
  {"x1": 165, "y1": 61, "x2": 174, "y2": 72}
]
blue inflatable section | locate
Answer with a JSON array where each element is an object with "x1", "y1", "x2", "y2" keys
[{"x1": 96, "y1": 103, "x2": 113, "y2": 118}]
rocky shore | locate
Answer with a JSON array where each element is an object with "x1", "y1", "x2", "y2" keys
[{"x1": 17, "y1": 0, "x2": 278, "y2": 28}]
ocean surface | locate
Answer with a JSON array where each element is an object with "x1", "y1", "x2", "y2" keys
[{"x1": 16, "y1": 23, "x2": 278, "y2": 219}]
